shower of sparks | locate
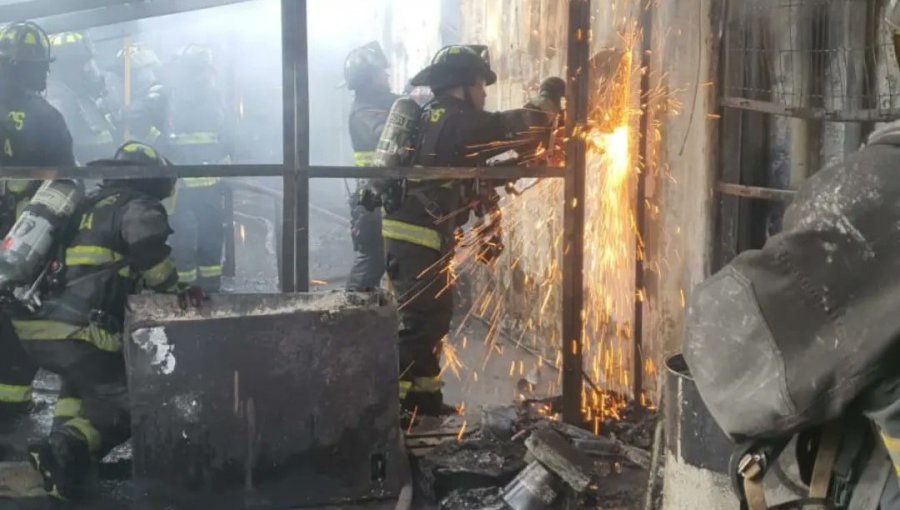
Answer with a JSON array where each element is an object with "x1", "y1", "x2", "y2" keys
[
  {"x1": 428, "y1": 7, "x2": 680, "y2": 430},
  {"x1": 441, "y1": 338, "x2": 466, "y2": 381},
  {"x1": 457, "y1": 420, "x2": 468, "y2": 441}
]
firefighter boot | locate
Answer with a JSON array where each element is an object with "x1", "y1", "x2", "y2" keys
[{"x1": 28, "y1": 432, "x2": 91, "y2": 502}]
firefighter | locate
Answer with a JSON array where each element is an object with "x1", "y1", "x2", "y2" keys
[
  {"x1": 344, "y1": 41, "x2": 399, "y2": 291},
  {"x1": 46, "y1": 31, "x2": 119, "y2": 164},
  {"x1": 0, "y1": 20, "x2": 75, "y2": 458},
  {"x1": 163, "y1": 44, "x2": 229, "y2": 291},
  {"x1": 387, "y1": 45, "x2": 562, "y2": 416},
  {"x1": 112, "y1": 44, "x2": 168, "y2": 144},
  {"x1": 12, "y1": 141, "x2": 207, "y2": 501}
]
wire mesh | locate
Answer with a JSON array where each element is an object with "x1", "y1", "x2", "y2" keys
[{"x1": 723, "y1": 0, "x2": 900, "y2": 121}]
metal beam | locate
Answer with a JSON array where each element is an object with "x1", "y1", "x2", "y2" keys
[
  {"x1": 0, "y1": 0, "x2": 120, "y2": 23},
  {"x1": 280, "y1": 0, "x2": 309, "y2": 293},
  {"x1": 721, "y1": 97, "x2": 900, "y2": 122},
  {"x1": 308, "y1": 165, "x2": 565, "y2": 179},
  {"x1": 633, "y1": 0, "x2": 654, "y2": 402},
  {"x1": 0, "y1": 164, "x2": 564, "y2": 180},
  {"x1": 562, "y1": 0, "x2": 590, "y2": 426},
  {"x1": 717, "y1": 182, "x2": 796, "y2": 202},
  {"x1": 0, "y1": 164, "x2": 282, "y2": 180},
  {"x1": 35, "y1": 0, "x2": 256, "y2": 34}
]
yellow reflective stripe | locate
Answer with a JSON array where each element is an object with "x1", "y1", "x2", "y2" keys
[
  {"x1": 178, "y1": 269, "x2": 198, "y2": 283},
  {"x1": 54, "y1": 398, "x2": 82, "y2": 419},
  {"x1": 198, "y1": 265, "x2": 222, "y2": 278},
  {"x1": 382, "y1": 219, "x2": 441, "y2": 251},
  {"x1": 171, "y1": 132, "x2": 219, "y2": 145},
  {"x1": 64, "y1": 417, "x2": 101, "y2": 453},
  {"x1": 141, "y1": 258, "x2": 176, "y2": 287},
  {"x1": 354, "y1": 151, "x2": 376, "y2": 167},
  {"x1": 411, "y1": 376, "x2": 442, "y2": 393},
  {"x1": 398, "y1": 380, "x2": 412, "y2": 400},
  {"x1": 13, "y1": 320, "x2": 123, "y2": 353},
  {"x1": 65, "y1": 246, "x2": 123, "y2": 265},
  {"x1": 0, "y1": 384, "x2": 32, "y2": 403},
  {"x1": 66, "y1": 246, "x2": 129, "y2": 277},
  {"x1": 183, "y1": 177, "x2": 220, "y2": 187},
  {"x1": 6, "y1": 180, "x2": 32, "y2": 193},
  {"x1": 881, "y1": 433, "x2": 900, "y2": 476}
]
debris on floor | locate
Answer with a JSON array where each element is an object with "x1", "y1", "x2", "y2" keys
[{"x1": 412, "y1": 401, "x2": 657, "y2": 510}]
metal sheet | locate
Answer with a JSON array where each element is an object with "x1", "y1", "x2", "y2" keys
[{"x1": 124, "y1": 293, "x2": 406, "y2": 509}]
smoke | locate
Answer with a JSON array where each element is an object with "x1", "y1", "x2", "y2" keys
[{"x1": 33, "y1": 0, "x2": 452, "y2": 289}]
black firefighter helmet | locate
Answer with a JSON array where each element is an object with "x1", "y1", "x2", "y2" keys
[
  {"x1": 410, "y1": 44, "x2": 496, "y2": 92},
  {"x1": 343, "y1": 41, "x2": 388, "y2": 91},
  {"x1": 89, "y1": 141, "x2": 176, "y2": 200},
  {"x1": 0, "y1": 21, "x2": 53, "y2": 91}
]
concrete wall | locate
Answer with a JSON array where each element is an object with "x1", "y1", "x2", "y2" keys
[{"x1": 644, "y1": 0, "x2": 721, "y2": 365}]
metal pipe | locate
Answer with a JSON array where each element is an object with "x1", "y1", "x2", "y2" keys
[
  {"x1": 633, "y1": 0, "x2": 655, "y2": 402},
  {"x1": 0, "y1": 164, "x2": 565, "y2": 180},
  {"x1": 562, "y1": 0, "x2": 591, "y2": 426},
  {"x1": 279, "y1": 0, "x2": 309, "y2": 293}
]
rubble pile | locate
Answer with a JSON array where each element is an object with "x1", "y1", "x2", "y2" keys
[{"x1": 413, "y1": 402, "x2": 657, "y2": 510}]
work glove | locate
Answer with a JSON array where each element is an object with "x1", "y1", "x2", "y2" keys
[
  {"x1": 526, "y1": 77, "x2": 566, "y2": 114},
  {"x1": 176, "y1": 283, "x2": 209, "y2": 310}
]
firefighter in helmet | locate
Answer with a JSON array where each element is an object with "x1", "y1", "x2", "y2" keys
[
  {"x1": 344, "y1": 41, "x2": 399, "y2": 291},
  {"x1": 386, "y1": 45, "x2": 563, "y2": 416},
  {"x1": 46, "y1": 31, "x2": 119, "y2": 164},
  {"x1": 12, "y1": 141, "x2": 207, "y2": 501},
  {"x1": 112, "y1": 43, "x2": 168, "y2": 144},
  {"x1": 162, "y1": 44, "x2": 229, "y2": 291},
  {"x1": 0, "y1": 20, "x2": 75, "y2": 459}
]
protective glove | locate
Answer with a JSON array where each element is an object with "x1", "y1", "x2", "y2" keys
[
  {"x1": 526, "y1": 77, "x2": 566, "y2": 114},
  {"x1": 176, "y1": 283, "x2": 209, "y2": 310}
]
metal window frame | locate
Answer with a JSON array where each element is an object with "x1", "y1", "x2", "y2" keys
[{"x1": 0, "y1": 0, "x2": 594, "y2": 424}]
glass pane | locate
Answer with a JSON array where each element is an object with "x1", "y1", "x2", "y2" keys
[
  {"x1": 45, "y1": 0, "x2": 283, "y2": 166},
  {"x1": 35, "y1": 0, "x2": 285, "y2": 294}
]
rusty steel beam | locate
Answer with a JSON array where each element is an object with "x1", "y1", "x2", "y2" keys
[
  {"x1": 717, "y1": 182, "x2": 797, "y2": 202},
  {"x1": 633, "y1": 0, "x2": 654, "y2": 402},
  {"x1": 562, "y1": 0, "x2": 591, "y2": 426},
  {"x1": 280, "y1": 0, "x2": 309, "y2": 293}
]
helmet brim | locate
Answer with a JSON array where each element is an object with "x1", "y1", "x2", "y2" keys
[{"x1": 409, "y1": 65, "x2": 497, "y2": 88}]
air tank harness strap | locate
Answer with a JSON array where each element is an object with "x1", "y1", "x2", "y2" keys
[{"x1": 739, "y1": 420, "x2": 842, "y2": 510}]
